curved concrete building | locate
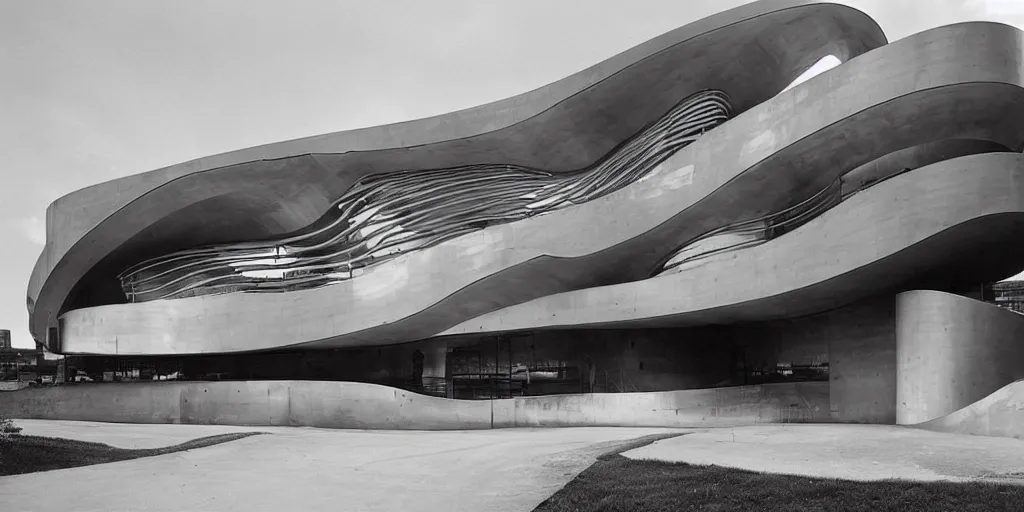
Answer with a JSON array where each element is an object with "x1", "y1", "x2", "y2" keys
[{"x1": 13, "y1": 0, "x2": 1024, "y2": 435}]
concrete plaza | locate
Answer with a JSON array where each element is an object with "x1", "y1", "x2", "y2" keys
[
  {"x1": 1, "y1": 421, "x2": 674, "y2": 512},
  {"x1": 4, "y1": 421, "x2": 1024, "y2": 512}
]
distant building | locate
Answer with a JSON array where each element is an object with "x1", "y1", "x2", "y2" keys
[
  {"x1": 993, "y1": 281, "x2": 1024, "y2": 314},
  {"x1": 0, "y1": 332, "x2": 54, "y2": 381},
  {"x1": 0, "y1": 348, "x2": 41, "y2": 380}
]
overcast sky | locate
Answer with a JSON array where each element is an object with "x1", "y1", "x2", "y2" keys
[{"x1": 2, "y1": 1, "x2": 1023, "y2": 349}]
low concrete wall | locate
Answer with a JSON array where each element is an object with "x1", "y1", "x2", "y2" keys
[
  {"x1": 0, "y1": 381, "x2": 494, "y2": 430},
  {"x1": 0, "y1": 380, "x2": 829, "y2": 430},
  {"x1": 916, "y1": 379, "x2": 1024, "y2": 440},
  {"x1": 502, "y1": 382, "x2": 830, "y2": 428},
  {"x1": 0, "y1": 381, "x2": 32, "y2": 392}
]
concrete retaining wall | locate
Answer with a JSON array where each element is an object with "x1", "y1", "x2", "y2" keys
[
  {"x1": 0, "y1": 380, "x2": 829, "y2": 430},
  {"x1": 0, "y1": 381, "x2": 32, "y2": 392},
  {"x1": 501, "y1": 381, "x2": 830, "y2": 428}
]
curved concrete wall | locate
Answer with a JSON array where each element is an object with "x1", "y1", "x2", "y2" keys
[
  {"x1": 0, "y1": 380, "x2": 829, "y2": 430},
  {"x1": 56, "y1": 23, "x2": 1024, "y2": 355},
  {"x1": 443, "y1": 152, "x2": 1024, "y2": 335},
  {"x1": 915, "y1": 379, "x2": 1024, "y2": 439},
  {"x1": 0, "y1": 381, "x2": 494, "y2": 429},
  {"x1": 896, "y1": 290, "x2": 1024, "y2": 425},
  {"x1": 29, "y1": 0, "x2": 885, "y2": 345},
  {"x1": 502, "y1": 381, "x2": 830, "y2": 427}
]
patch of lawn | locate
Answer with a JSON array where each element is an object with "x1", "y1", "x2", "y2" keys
[
  {"x1": 534, "y1": 440, "x2": 1024, "y2": 512},
  {"x1": 0, "y1": 431, "x2": 265, "y2": 476}
]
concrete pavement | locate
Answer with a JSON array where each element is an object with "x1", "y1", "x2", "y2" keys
[
  {"x1": 1, "y1": 421, "x2": 679, "y2": 512},
  {"x1": 7, "y1": 421, "x2": 1024, "y2": 512}
]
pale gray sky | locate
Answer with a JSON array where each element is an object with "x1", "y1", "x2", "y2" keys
[{"x1": 2, "y1": 0, "x2": 1023, "y2": 348}]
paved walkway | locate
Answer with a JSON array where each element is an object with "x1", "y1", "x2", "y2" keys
[
  {"x1": 13, "y1": 419, "x2": 271, "y2": 449},
  {"x1": 7, "y1": 421, "x2": 1024, "y2": 512},
  {"x1": 1, "y1": 420, "x2": 678, "y2": 512},
  {"x1": 623, "y1": 424, "x2": 1024, "y2": 483}
]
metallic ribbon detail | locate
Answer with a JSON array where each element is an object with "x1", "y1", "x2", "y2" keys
[
  {"x1": 120, "y1": 90, "x2": 732, "y2": 301},
  {"x1": 655, "y1": 163, "x2": 918, "y2": 276}
]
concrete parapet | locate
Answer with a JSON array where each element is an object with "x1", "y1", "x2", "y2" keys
[
  {"x1": 508, "y1": 382, "x2": 830, "y2": 427},
  {"x1": 0, "y1": 381, "x2": 33, "y2": 392}
]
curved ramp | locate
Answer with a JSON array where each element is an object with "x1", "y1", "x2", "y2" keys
[
  {"x1": 915, "y1": 379, "x2": 1024, "y2": 439},
  {"x1": 0, "y1": 380, "x2": 829, "y2": 430}
]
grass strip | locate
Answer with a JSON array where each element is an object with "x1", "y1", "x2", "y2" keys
[
  {"x1": 1, "y1": 431, "x2": 265, "y2": 476},
  {"x1": 534, "y1": 433, "x2": 1024, "y2": 512}
]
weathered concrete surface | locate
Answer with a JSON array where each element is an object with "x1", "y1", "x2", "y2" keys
[
  {"x1": 500, "y1": 382, "x2": 830, "y2": 427},
  {"x1": 624, "y1": 424, "x2": 1024, "y2": 483},
  {"x1": 444, "y1": 152, "x2": 1024, "y2": 334},
  {"x1": 825, "y1": 297, "x2": 898, "y2": 424},
  {"x1": 0, "y1": 381, "x2": 31, "y2": 391},
  {"x1": 721, "y1": 295, "x2": 897, "y2": 424},
  {"x1": 56, "y1": 22, "x2": 1024, "y2": 355},
  {"x1": 1, "y1": 381, "x2": 495, "y2": 430},
  {"x1": 916, "y1": 380, "x2": 1024, "y2": 439},
  {"x1": 0, "y1": 425, "x2": 678, "y2": 512},
  {"x1": 13, "y1": 419, "x2": 268, "y2": 449},
  {"x1": 896, "y1": 291, "x2": 1024, "y2": 424},
  {"x1": 0, "y1": 380, "x2": 828, "y2": 429},
  {"x1": 31, "y1": 0, "x2": 885, "y2": 348}
]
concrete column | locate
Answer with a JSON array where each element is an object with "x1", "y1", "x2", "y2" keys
[{"x1": 825, "y1": 296, "x2": 897, "y2": 424}]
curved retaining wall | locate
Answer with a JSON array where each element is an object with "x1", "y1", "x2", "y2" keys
[
  {"x1": 896, "y1": 290, "x2": 1024, "y2": 425},
  {"x1": 916, "y1": 379, "x2": 1024, "y2": 439},
  {"x1": 501, "y1": 381, "x2": 830, "y2": 427},
  {"x1": 0, "y1": 380, "x2": 829, "y2": 430}
]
